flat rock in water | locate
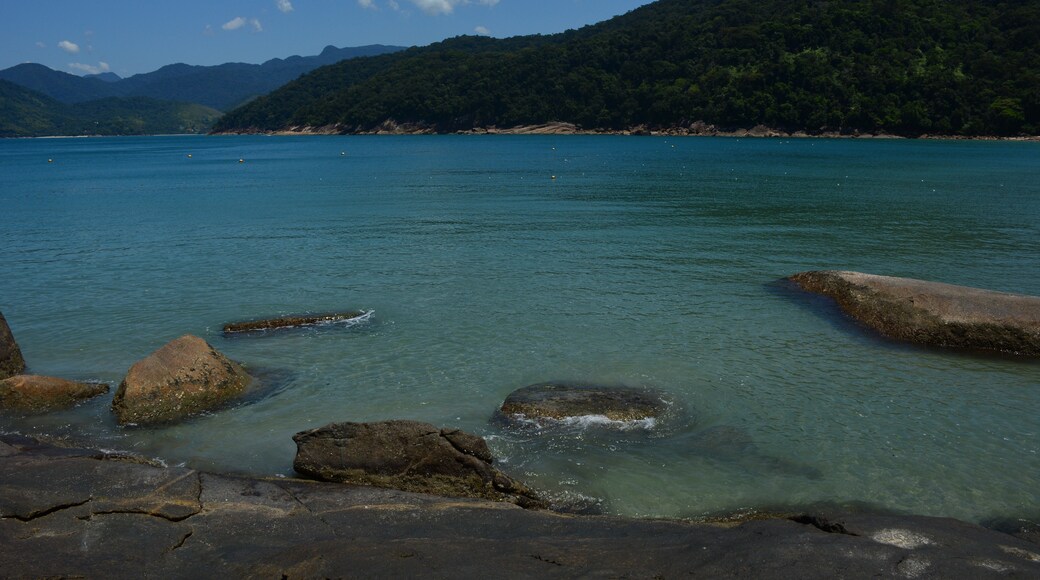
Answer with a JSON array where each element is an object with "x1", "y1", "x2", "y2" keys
[
  {"x1": 3, "y1": 434, "x2": 1040, "y2": 578},
  {"x1": 0, "y1": 311, "x2": 26, "y2": 380},
  {"x1": 112, "y1": 335, "x2": 252, "y2": 425},
  {"x1": 293, "y1": 420, "x2": 544, "y2": 508},
  {"x1": 495, "y1": 382, "x2": 671, "y2": 429},
  {"x1": 223, "y1": 311, "x2": 369, "y2": 334},
  {"x1": 0, "y1": 375, "x2": 109, "y2": 412},
  {"x1": 790, "y1": 270, "x2": 1040, "y2": 356}
]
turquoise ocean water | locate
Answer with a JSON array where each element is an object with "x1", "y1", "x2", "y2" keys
[{"x1": 1, "y1": 135, "x2": 1037, "y2": 522}]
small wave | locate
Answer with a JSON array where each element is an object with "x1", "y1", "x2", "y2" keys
[
  {"x1": 325, "y1": 310, "x2": 374, "y2": 327},
  {"x1": 511, "y1": 413, "x2": 658, "y2": 431}
]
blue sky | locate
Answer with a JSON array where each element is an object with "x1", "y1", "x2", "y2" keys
[{"x1": 2, "y1": 0, "x2": 655, "y2": 77}]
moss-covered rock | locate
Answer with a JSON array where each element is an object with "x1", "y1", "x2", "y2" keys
[
  {"x1": 112, "y1": 335, "x2": 251, "y2": 425},
  {"x1": 495, "y1": 382, "x2": 671, "y2": 429},
  {"x1": 0, "y1": 375, "x2": 108, "y2": 412},
  {"x1": 222, "y1": 311, "x2": 369, "y2": 334}
]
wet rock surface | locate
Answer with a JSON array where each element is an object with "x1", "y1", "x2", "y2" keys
[
  {"x1": 2, "y1": 435, "x2": 1039, "y2": 578},
  {"x1": 790, "y1": 270, "x2": 1040, "y2": 356},
  {"x1": 293, "y1": 420, "x2": 544, "y2": 508},
  {"x1": 495, "y1": 382, "x2": 672, "y2": 429},
  {"x1": 0, "y1": 311, "x2": 26, "y2": 380},
  {"x1": 0, "y1": 375, "x2": 109, "y2": 412},
  {"x1": 112, "y1": 335, "x2": 252, "y2": 425},
  {"x1": 223, "y1": 310, "x2": 370, "y2": 334}
]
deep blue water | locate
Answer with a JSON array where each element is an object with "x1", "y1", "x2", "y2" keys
[{"x1": 1, "y1": 134, "x2": 1038, "y2": 522}]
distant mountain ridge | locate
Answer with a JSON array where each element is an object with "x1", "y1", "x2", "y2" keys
[
  {"x1": 0, "y1": 79, "x2": 221, "y2": 137},
  {"x1": 0, "y1": 44, "x2": 405, "y2": 112},
  {"x1": 214, "y1": 0, "x2": 1040, "y2": 137}
]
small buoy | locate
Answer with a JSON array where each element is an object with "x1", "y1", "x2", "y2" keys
[
  {"x1": 47, "y1": 159, "x2": 53, "y2": 163},
  {"x1": 340, "y1": 151, "x2": 346, "y2": 156},
  {"x1": 187, "y1": 154, "x2": 192, "y2": 158},
  {"x1": 551, "y1": 175, "x2": 557, "y2": 180},
  {"x1": 238, "y1": 159, "x2": 244, "y2": 163}
]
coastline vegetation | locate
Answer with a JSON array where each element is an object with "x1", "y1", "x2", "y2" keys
[{"x1": 214, "y1": 0, "x2": 1040, "y2": 137}]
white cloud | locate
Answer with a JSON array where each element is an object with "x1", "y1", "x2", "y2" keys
[
  {"x1": 58, "y1": 40, "x2": 80, "y2": 53},
  {"x1": 223, "y1": 16, "x2": 247, "y2": 30},
  {"x1": 357, "y1": 0, "x2": 376, "y2": 8},
  {"x1": 276, "y1": 0, "x2": 294, "y2": 13},
  {"x1": 388, "y1": 0, "x2": 400, "y2": 9},
  {"x1": 69, "y1": 61, "x2": 110, "y2": 75},
  {"x1": 36, "y1": 41, "x2": 46, "y2": 48},
  {"x1": 408, "y1": 0, "x2": 499, "y2": 15},
  {"x1": 410, "y1": 0, "x2": 453, "y2": 14},
  {"x1": 474, "y1": 25, "x2": 490, "y2": 36},
  {"x1": 251, "y1": 18, "x2": 263, "y2": 32}
]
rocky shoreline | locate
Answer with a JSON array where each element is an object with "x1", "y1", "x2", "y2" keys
[
  {"x1": 212, "y1": 120, "x2": 1040, "y2": 141},
  {"x1": 3, "y1": 274, "x2": 1040, "y2": 575},
  {"x1": 2, "y1": 434, "x2": 1039, "y2": 578}
]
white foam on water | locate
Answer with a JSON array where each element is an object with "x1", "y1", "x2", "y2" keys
[
  {"x1": 319, "y1": 310, "x2": 374, "y2": 327},
  {"x1": 511, "y1": 413, "x2": 658, "y2": 431}
]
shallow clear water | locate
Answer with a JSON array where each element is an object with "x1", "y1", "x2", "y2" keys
[{"x1": 1, "y1": 134, "x2": 1038, "y2": 523}]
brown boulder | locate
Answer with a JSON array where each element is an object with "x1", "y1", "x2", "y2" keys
[
  {"x1": 0, "y1": 311, "x2": 26, "y2": 380},
  {"x1": 790, "y1": 270, "x2": 1040, "y2": 356},
  {"x1": 112, "y1": 335, "x2": 252, "y2": 425},
  {"x1": 0, "y1": 375, "x2": 109, "y2": 412},
  {"x1": 293, "y1": 420, "x2": 544, "y2": 508}
]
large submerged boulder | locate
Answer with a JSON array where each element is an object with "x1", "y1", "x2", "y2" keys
[
  {"x1": 0, "y1": 311, "x2": 26, "y2": 380},
  {"x1": 494, "y1": 382, "x2": 672, "y2": 430},
  {"x1": 0, "y1": 375, "x2": 109, "y2": 412},
  {"x1": 112, "y1": 335, "x2": 252, "y2": 425},
  {"x1": 223, "y1": 311, "x2": 370, "y2": 335},
  {"x1": 790, "y1": 270, "x2": 1040, "y2": 356},
  {"x1": 293, "y1": 420, "x2": 544, "y2": 508}
]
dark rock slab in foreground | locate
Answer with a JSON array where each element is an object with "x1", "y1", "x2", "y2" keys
[
  {"x1": 112, "y1": 335, "x2": 252, "y2": 425},
  {"x1": 2, "y1": 435, "x2": 1040, "y2": 578},
  {"x1": 790, "y1": 270, "x2": 1040, "y2": 356},
  {"x1": 495, "y1": 382, "x2": 672, "y2": 429},
  {"x1": 222, "y1": 310, "x2": 370, "y2": 334},
  {"x1": 0, "y1": 375, "x2": 109, "y2": 412},
  {"x1": 0, "y1": 311, "x2": 26, "y2": 380},
  {"x1": 293, "y1": 420, "x2": 544, "y2": 508}
]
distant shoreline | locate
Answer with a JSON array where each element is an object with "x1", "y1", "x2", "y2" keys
[
  {"x1": 211, "y1": 121, "x2": 1040, "y2": 142},
  {"x1": 7, "y1": 124, "x2": 1040, "y2": 141}
]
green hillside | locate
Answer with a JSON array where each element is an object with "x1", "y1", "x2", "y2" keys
[
  {"x1": 214, "y1": 0, "x2": 1040, "y2": 137},
  {"x1": 0, "y1": 80, "x2": 221, "y2": 137}
]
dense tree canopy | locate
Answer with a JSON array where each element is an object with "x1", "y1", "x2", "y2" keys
[{"x1": 215, "y1": 0, "x2": 1040, "y2": 137}]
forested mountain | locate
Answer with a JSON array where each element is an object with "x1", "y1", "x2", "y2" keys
[
  {"x1": 0, "y1": 64, "x2": 119, "y2": 103},
  {"x1": 0, "y1": 45, "x2": 404, "y2": 112},
  {"x1": 214, "y1": 0, "x2": 1040, "y2": 137},
  {"x1": 0, "y1": 80, "x2": 220, "y2": 137}
]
